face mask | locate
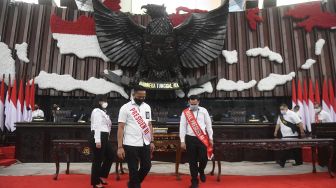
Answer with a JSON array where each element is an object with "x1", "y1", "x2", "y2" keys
[
  {"x1": 314, "y1": 108, "x2": 321, "y2": 113},
  {"x1": 134, "y1": 98, "x2": 144, "y2": 106},
  {"x1": 280, "y1": 110, "x2": 287, "y2": 115},
  {"x1": 189, "y1": 104, "x2": 199, "y2": 111},
  {"x1": 101, "y1": 102, "x2": 108, "y2": 109}
]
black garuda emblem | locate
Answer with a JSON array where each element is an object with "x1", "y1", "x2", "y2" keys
[{"x1": 92, "y1": 0, "x2": 229, "y2": 90}]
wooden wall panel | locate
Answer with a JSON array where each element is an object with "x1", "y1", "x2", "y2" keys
[{"x1": 0, "y1": 0, "x2": 335, "y2": 98}]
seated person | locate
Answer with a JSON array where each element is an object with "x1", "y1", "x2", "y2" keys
[{"x1": 32, "y1": 104, "x2": 44, "y2": 120}]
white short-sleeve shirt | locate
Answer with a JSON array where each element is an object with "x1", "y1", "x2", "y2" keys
[
  {"x1": 317, "y1": 110, "x2": 332, "y2": 123},
  {"x1": 32, "y1": 109, "x2": 44, "y2": 118},
  {"x1": 179, "y1": 106, "x2": 213, "y2": 143},
  {"x1": 118, "y1": 100, "x2": 152, "y2": 146},
  {"x1": 276, "y1": 110, "x2": 302, "y2": 137}
]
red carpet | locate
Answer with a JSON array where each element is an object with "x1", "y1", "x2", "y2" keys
[
  {"x1": 0, "y1": 146, "x2": 16, "y2": 166},
  {"x1": 0, "y1": 173, "x2": 335, "y2": 188}
]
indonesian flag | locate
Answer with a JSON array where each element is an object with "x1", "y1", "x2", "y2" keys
[
  {"x1": 0, "y1": 79, "x2": 5, "y2": 131},
  {"x1": 308, "y1": 79, "x2": 315, "y2": 125},
  {"x1": 315, "y1": 80, "x2": 321, "y2": 104},
  {"x1": 329, "y1": 79, "x2": 336, "y2": 121},
  {"x1": 30, "y1": 79, "x2": 35, "y2": 121},
  {"x1": 50, "y1": 15, "x2": 109, "y2": 62},
  {"x1": 9, "y1": 80, "x2": 17, "y2": 132},
  {"x1": 303, "y1": 80, "x2": 311, "y2": 132},
  {"x1": 292, "y1": 79, "x2": 297, "y2": 109},
  {"x1": 297, "y1": 80, "x2": 306, "y2": 127},
  {"x1": 23, "y1": 81, "x2": 31, "y2": 122},
  {"x1": 322, "y1": 79, "x2": 331, "y2": 114},
  {"x1": 4, "y1": 79, "x2": 11, "y2": 131},
  {"x1": 17, "y1": 79, "x2": 24, "y2": 122}
]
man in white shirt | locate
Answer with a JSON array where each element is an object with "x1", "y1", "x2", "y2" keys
[
  {"x1": 274, "y1": 103, "x2": 305, "y2": 168},
  {"x1": 117, "y1": 87, "x2": 154, "y2": 188},
  {"x1": 180, "y1": 95, "x2": 213, "y2": 188},
  {"x1": 293, "y1": 105, "x2": 301, "y2": 119},
  {"x1": 32, "y1": 104, "x2": 44, "y2": 119},
  {"x1": 314, "y1": 103, "x2": 332, "y2": 123}
]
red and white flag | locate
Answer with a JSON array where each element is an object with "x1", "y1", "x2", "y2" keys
[
  {"x1": 0, "y1": 78, "x2": 5, "y2": 131},
  {"x1": 315, "y1": 80, "x2": 321, "y2": 105},
  {"x1": 292, "y1": 79, "x2": 297, "y2": 109},
  {"x1": 30, "y1": 79, "x2": 35, "y2": 122},
  {"x1": 9, "y1": 80, "x2": 17, "y2": 132},
  {"x1": 23, "y1": 81, "x2": 31, "y2": 122},
  {"x1": 322, "y1": 79, "x2": 331, "y2": 114},
  {"x1": 4, "y1": 79, "x2": 11, "y2": 131},
  {"x1": 17, "y1": 79, "x2": 24, "y2": 122},
  {"x1": 303, "y1": 80, "x2": 311, "y2": 132},
  {"x1": 297, "y1": 80, "x2": 306, "y2": 127},
  {"x1": 49, "y1": 1, "x2": 122, "y2": 61},
  {"x1": 329, "y1": 79, "x2": 336, "y2": 121},
  {"x1": 308, "y1": 79, "x2": 315, "y2": 125},
  {"x1": 50, "y1": 15, "x2": 109, "y2": 62}
]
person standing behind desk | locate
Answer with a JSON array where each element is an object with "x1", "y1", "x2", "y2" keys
[
  {"x1": 314, "y1": 103, "x2": 332, "y2": 123},
  {"x1": 32, "y1": 104, "x2": 44, "y2": 120},
  {"x1": 117, "y1": 87, "x2": 155, "y2": 188},
  {"x1": 274, "y1": 103, "x2": 305, "y2": 168},
  {"x1": 180, "y1": 95, "x2": 213, "y2": 188},
  {"x1": 89, "y1": 95, "x2": 114, "y2": 188}
]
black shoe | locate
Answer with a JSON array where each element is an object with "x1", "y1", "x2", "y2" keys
[
  {"x1": 199, "y1": 173, "x2": 206, "y2": 182},
  {"x1": 189, "y1": 183, "x2": 199, "y2": 188},
  {"x1": 293, "y1": 162, "x2": 303, "y2": 166},
  {"x1": 276, "y1": 160, "x2": 285, "y2": 168}
]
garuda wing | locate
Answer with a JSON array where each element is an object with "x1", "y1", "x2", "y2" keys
[
  {"x1": 92, "y1": 0, "x2": 145, "y2": 67},
  {"x1": 174, "y1": 0, "x2": 229, "y2": 68}
]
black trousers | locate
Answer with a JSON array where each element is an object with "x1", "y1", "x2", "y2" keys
[
  {"x1": 279, "y1": 136, "x2": 302, "y2": 165},
  {"x1": 124, "y1": 144, "x2": 151, "y2": 188},
  {"x1": 185, "y1": 135, "x2": 208, "y2": 184},
  {"x1": 89, "y1": 131, "x2": 114, "y2": 186}
]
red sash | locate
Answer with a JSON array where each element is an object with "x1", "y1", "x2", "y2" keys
[
  {"x1": 130, "y1": 107, "x2": 151, "y2": 143},
  {"x1": 183, "y1": 108, "x2": 213, "y2": 160}
]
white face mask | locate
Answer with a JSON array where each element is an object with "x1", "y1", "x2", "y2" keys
[
  {"x1": 280, "y1": 110, "x2": 287, "y2": 115},
  {"x1": 189, "y1": 104, "x2": 199, "y2": 111},
  {"x1": 101, "y1": 102, "x2": 108, "y2": 109}
]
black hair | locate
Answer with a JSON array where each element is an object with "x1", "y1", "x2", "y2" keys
[
  {"x1": 189, "y1": 95, "x2": 200, "y2": 100},
  {"x1": 96, "y1": 95, "x2": 108, "y2": 102},
  {"x1": 280, "y1": 103, "x2": 288, "y2": 108},
  {"x1": 92, "y1": 95, "x2": 108, "y2": 109},
  {"x1": 314, "y1": 102, "x2": 322, "y2": 108},
  {"x1": 133, "y1": 85, "x2": 146, "y2": 93},
  {"x1": 293, "y1": 105, "x2": 300, "y2": 110}
]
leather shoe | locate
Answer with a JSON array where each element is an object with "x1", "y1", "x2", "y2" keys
[
  {"x1": 199, "y1": 173, "x2": 206, "y2": 182},
  {"x1": 189, "y1": 183, "x2": 199, "y2": 188}
]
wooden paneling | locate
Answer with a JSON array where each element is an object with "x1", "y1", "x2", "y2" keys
[{"x1": 0, "y1": 0, "x2": 335, "y2": 98}]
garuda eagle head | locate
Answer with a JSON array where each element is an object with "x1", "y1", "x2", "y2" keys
[{"x1": 141, "y1": 4, "x2": 167, "y2": 18}]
